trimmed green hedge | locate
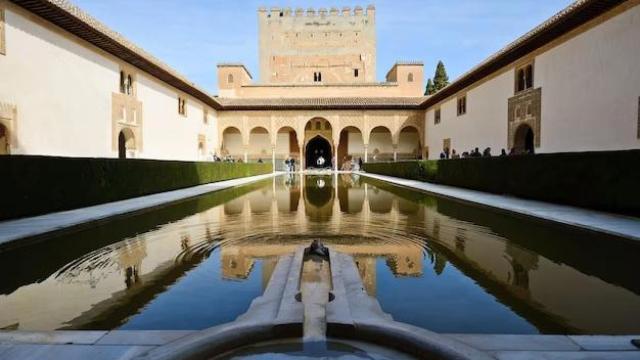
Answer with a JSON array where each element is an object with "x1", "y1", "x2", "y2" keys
[
  {"x1": 363, "y1": 150, "x2": 640, "y2": 216},
  {"x1": 0, "y1": 155, "x2": 272, "y2": 220}
]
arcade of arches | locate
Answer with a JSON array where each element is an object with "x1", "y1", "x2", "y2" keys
[{"x1": 218, "y1": 110, "x2": 425, "y2": 170}]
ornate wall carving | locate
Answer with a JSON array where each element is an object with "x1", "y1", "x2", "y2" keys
[
  {"x1": 0, "y1": 101, "x2": 17, "y2": 154},
  {"x1": 111, "y1": 92, "x2": 143, "y2": 153},
  {"x1": 507, "y1": 88, "x2": 542, "y2": 149}
]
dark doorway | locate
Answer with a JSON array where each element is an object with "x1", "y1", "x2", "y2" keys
[
  {"x1": 514, "y1": 124, "x2": 535, "y2": 154},
  {"x1": 118, "y1": 131, "x2": 127, "y2": 159},
  {"x1": 305, "y1": 136, "x2": 332, "y2": 169}
]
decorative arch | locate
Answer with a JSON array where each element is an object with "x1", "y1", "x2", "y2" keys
[
  {"x1": 221, "y1": 126, "x2": 243, "y2": 159},
  {"x1": 337, "y1": 126, "x2": 365, "y2": 169},
  {"x1": 513, "y1": 124, "x2": 535, "y2": 154},
  {"x1": 275, "y1": 126, "x2": 300, "y2": 171},
  {"x1": 368, "y1": 126, "x2": 394, "y2": 162},
  {"x1": 397, "y1": 125, "x2": 422, "y2": 160},
  {"x1": 248, "y1": 126, "x2": 271, "y2": 162},
  {"x1": 118, "y1": 127, "x2": 136, "y2": 159}
]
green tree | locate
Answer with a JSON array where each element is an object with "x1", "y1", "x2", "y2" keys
[
  {"x1": 432, "y1": 61, "x2": 449, "y2": 92},
  {"x1": 425, "y1": 78, "x2": 435, "y2": 95}
]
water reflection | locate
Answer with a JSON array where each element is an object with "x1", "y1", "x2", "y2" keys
[{"x1": 0, "y1": 175, "x2": 639, "y2": 334}]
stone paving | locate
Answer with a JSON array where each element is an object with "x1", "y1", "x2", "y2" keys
[
  {"x1": 360, "y1": 172, "x2": 640, "y2": 242},
  {"x1": 0, "y1": 173, "x2": 277, "y2": 251},
  {"x1": 0, "y1": 331, "x2": 638, "y2": 359}
]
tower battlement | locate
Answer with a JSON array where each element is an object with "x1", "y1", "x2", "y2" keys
[
  {"x1": 258, "y1": 5, "x2": 374, "y2": 19},
  {"x1": 258, "y1": 5, "x2": 376, "y2": 84}
]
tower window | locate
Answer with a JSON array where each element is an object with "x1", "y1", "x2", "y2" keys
[
  {"x1": 228, "y1": 74, "x2": 234, "y2": 84},
  {"x1": 354, "y1": 69, "x2": 359, "y2": 78},
  {"x1": 408, "y1": 73, "x2": 414, "y2": 82},
  {"x1": 313, "y1": 72, "x2": 322, "y2": 82},
  {"x1": 434, "y1": 108, "x2": 441, "y2": 125}
]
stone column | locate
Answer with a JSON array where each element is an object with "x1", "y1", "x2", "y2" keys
[
  {"x1": 299, "y1": 148, "x2": 304, "y2": 171},
  {"x1": 364, "y1": 144, "x2": 368, "y2": 163},
  {"x1": 333, "y1": 143, "x2": 338, "y2": 172},
  {"x1": 393, "y1": 145, "x2": 398, "y2": 162},
  {"x1": 271, "y1": 145, "x2": 276, "y2": 172}
]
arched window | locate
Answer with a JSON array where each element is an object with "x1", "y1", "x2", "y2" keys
[
  {"x1": 313, "y1": 72, "x2": 317, "y2": 82},
  {"x1": 318, "y1": 72, "x2": 322, "y2": 82},
  {"x1": 228, "y1": 74, "x2": 234, "y2": 84},
  {"x1": 118, "y1": 129, "x2": 136, "y2": 159},
  {"x1": 407, "y1": 73, "x2": 414, "y2": 82}
]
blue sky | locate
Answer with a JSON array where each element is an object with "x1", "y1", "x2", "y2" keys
[{"x1": 72, "y1": 0, "x2": 575, "y2": 94}]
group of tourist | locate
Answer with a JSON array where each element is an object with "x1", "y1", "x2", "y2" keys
[
  {"x1": 440, "y1": 146, "x2": 534, "y2": 160},
  {"x1": 284, "y1": 157, "x2": 297, "y2": 172},
  {"x1": 340, "y1": 157, "x2": 364, "y2": 171},
  {"x1": 210, "y1": 154, "x2": 245, "y2": 163}
]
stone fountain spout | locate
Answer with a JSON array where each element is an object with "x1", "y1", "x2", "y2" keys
[{"x1": 299, "y1": 241, "x2": 332, "y2": 344}]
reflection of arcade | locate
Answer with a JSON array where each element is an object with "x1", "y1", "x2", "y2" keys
[{"x1": 219, "y1": 174, "x2": 424, "y2": 295}]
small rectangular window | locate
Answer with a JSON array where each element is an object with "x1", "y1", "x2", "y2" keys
[
  {"x1": 434, "y1": 108, "x2": 441, "y2": 125},
  {"x1": 178, "y1": 97, "x2": 187, "y2": 116},
  {"x1": 354, "y1": 69, "x2": 359, "y2": 78},
  {"x1": 457, "y1": 96, "x2": 467, "y2": 116}
]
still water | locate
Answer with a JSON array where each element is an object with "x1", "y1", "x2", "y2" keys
[{"x1": 1, "y1": 174, "x2": 639, "y2": 334}]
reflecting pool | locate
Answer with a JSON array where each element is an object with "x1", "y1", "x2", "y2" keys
[{"x1": 1, "y1": 174, "x2": 639, "y2": 334}]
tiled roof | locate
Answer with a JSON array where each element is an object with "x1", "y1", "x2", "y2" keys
[{"x1": 216, "y1": 97, "x2": 428, "y2": 110}]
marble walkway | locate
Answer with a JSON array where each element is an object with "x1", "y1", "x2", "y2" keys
[
  {"x1": 0, "y1": 173, "x2": 277, "y2": 251},
  {"x1": 360, "y1": 172, "x2": 640, "y2": 242}
]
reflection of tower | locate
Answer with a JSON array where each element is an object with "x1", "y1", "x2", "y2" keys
[
  {"x1": 505, "y1": 243, "x2": 539, "y2": 293},
  {"x1": 116, "y1": 238, "x2": 147, "y2": 289},
  {"x1": 261, "y1": 257, "x2": 277, "y2": 292},
  {"x1": 386, "y1": 249, "x2": 423, "y2": 277},
  {"x1": 221, "y1": 247, "x2": 255, "y2": 280},
  {"x1": 354, "y1": 256, "x2": 377, "y2": 296}
]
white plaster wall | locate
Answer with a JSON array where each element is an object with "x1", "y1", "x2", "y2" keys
[
  {"x1": 0, "y1": 6, "x2": 114, "y2": 157},
  {"x1": 0, "y1": 5, "x2": 216, "y2": 161},
  {"x1": 425, "y1": 4, "x2": 640, "y2": 158},
  {"x1": 536, "y1": 5, "x2": 640, "y2": 152},
  {"x1": 137, "y1": 74, "x2": 214, "y2": 161},
  {"x1": 426, "y1": 70, "x2": 512, "y2": 159}
]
